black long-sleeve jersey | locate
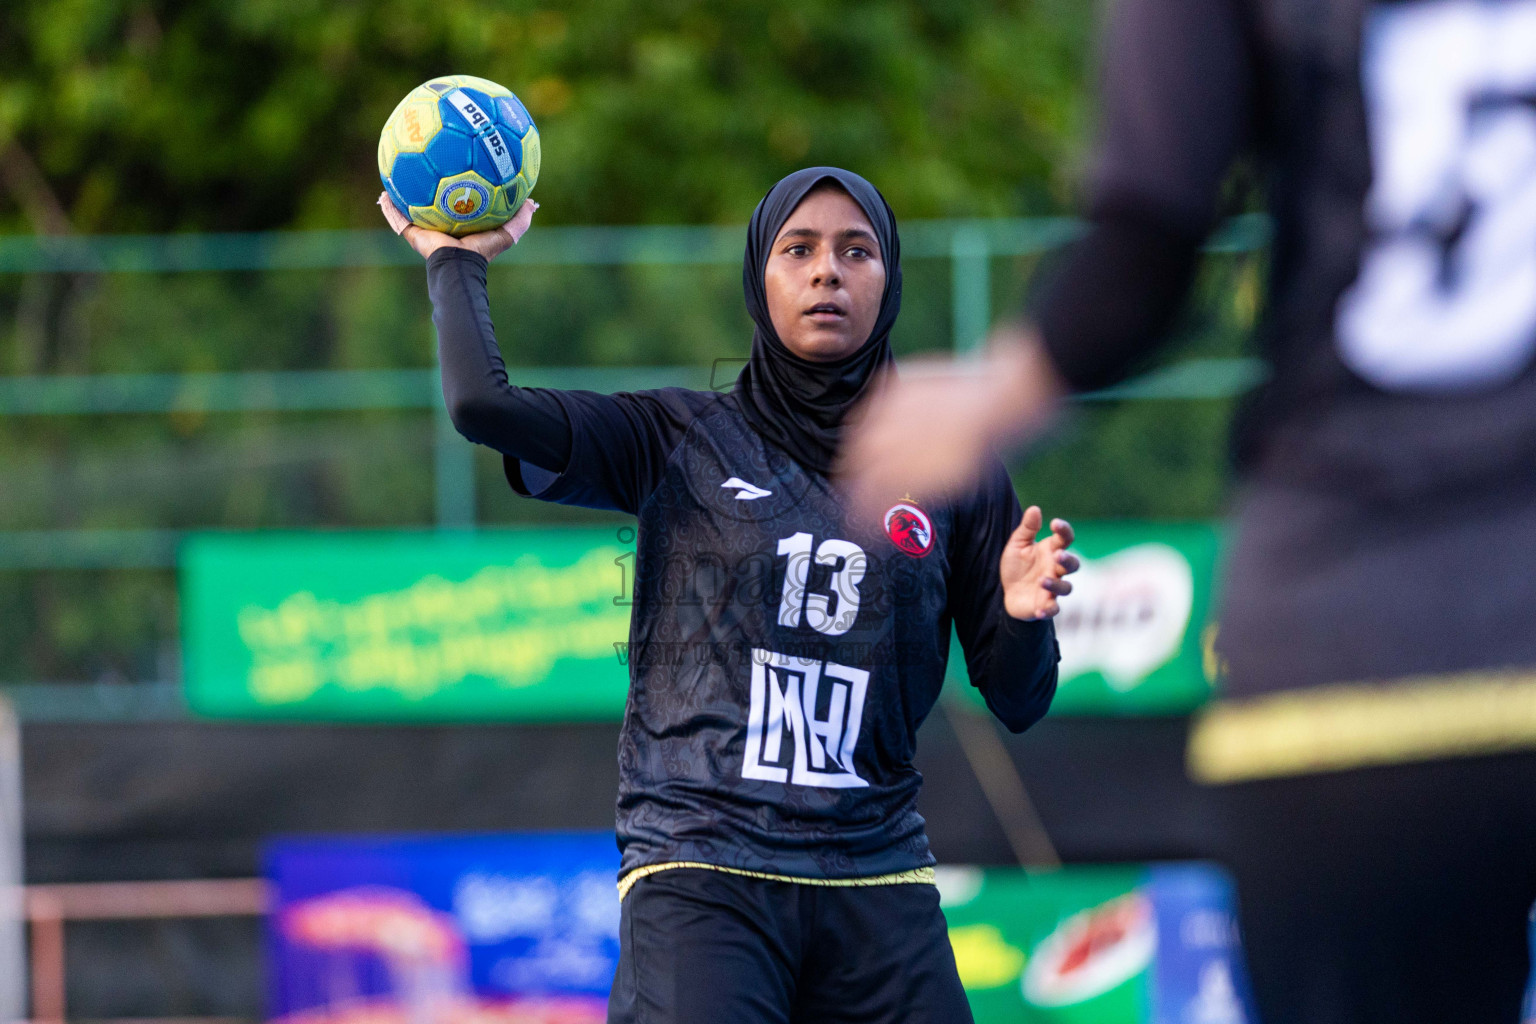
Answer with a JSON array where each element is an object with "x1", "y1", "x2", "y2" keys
[
  {"x1": 428, "y1": 248, "x2": 1058, "y2": 880},
  {"x1": 1034, "y1": 0, "x2": 1536, "y2": 706},
  {"x1": 1037, "y1": 0, "x2": 1536, "y2": 503}
]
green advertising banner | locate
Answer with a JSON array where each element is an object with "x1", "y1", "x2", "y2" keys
[
  {"x1": 941, "y1": 864, "x2": 1253, "y2": 1023},
  {"x1": 951, "y1": 521, "x2": 1221, "y2": 715},
  {"x1": 183, "y1": 522, "x2": 1221, "y2": 721},
  {"x1": 182, "y1": 529, "x2": 634, "y2": 720}
]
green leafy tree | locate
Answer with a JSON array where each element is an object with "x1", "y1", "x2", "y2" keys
[{"x1": 0, "y1": 0, "x2": 1093, "y2": 233}]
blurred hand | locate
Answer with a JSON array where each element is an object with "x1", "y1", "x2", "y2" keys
[
  {"x1": 1000, "y1": 507, "x2": 1078, "y2": 620},
  {"x1": 377, "y1": 192, "x2": 538, "y2": 261},
  {"x1": 837, "y1": 325, "x2": 1066, "y2": 524}
]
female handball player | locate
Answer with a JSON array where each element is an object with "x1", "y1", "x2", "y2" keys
[{"x1": 380, "y1": 166, "x2": 1076, "y2": 1024}]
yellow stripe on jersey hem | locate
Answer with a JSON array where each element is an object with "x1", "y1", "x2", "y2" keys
[
  {"x1": 617, "y1": 862, "x2": 936, "y2": 900},
  {"x1": 1188, "y1": 668, "x2": 1536, "y2": 784}
]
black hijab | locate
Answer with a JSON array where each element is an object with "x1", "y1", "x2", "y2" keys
[{"x1": 733, "y1": 167, "x2": 902, "y2": 475}]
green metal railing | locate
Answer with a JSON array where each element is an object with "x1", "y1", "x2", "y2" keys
[
  {"x1": 0, "y1": 365, "x2": 714, "y2": 550},
  {"x1": 0, "y1": 213, "x2": 1265, "y2": 345},
  {"x1": 0, "y1": 214, "x2": 1269, "y2": 571},
  {"x1": 0, "y1": 214, "x2": 1270, "y2": 717}
]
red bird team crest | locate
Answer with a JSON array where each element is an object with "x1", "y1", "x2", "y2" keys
[{"x1": 884, "y1": 501, "x2": 934, "y2": 557}]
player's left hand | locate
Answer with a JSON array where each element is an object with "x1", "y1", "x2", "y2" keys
[
  {"x1": 1000, "y1": 506, "x2": 1078, "y2": 620},
  {"x1": 378, "y1": 192, "x2": 538, "y2": 261}
]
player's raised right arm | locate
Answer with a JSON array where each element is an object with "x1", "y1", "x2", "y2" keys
[{"x1": 380, "y1": 193, "x2": 572, "y2": 475}]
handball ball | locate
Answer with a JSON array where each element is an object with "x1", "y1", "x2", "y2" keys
[{"x1": 378, "y1": 75, "x2": 540, "y2": 237}]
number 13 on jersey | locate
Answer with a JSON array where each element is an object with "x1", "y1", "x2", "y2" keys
[{"x1": 741, "y1": 533, "x2": 872, "y2": 789}]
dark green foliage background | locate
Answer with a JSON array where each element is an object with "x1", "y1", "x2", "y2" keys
[
  {"x1": 0, "y1": 0, "x2": 1257, "y2": 683},
  {"x1": 0, "y1": 0, "x2": 1092, "y2": 232}
]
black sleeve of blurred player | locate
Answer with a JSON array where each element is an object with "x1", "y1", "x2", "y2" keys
[
  {"x1": 949, "y1": 462, "x2": 1059, "y2": 733},
  {"x1": 427, "y1": 246, "x2": 573, "y2": 471},
  {"x1": 1033, "y1": 0, "x2": 1254, "y2": 392}
]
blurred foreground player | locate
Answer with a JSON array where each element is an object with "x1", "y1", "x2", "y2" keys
[
  {"x1": 381, "y1": 166, "x2": 1078, "y2": 1023},
  {"x1": 841, "y1": 0, "x2": 1536, "y2": 1020}
]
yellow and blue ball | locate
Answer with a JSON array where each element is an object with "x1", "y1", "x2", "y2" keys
[{"x1": 378, "y1": 75, "x2": 541, "y2": 237}]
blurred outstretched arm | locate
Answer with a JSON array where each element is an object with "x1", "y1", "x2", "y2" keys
[{"x1": 839, "y1": 0, "x2": 1253, "y2": 519}]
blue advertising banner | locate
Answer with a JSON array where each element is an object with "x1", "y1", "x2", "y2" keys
[
  {"x1": 265, "y1": 833, "x2": 620, "y2": 1024},
  {"x1": 1144, "y1": 865, "x2": 1254, "y2": 1023},
  {"x1": 265, "y1": 835, "x2": 1254, "y2": 1024}
]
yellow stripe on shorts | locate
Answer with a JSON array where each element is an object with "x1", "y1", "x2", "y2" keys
[
  {"x1": 617, "y1": 861, "x2": 935, "y2": 901},
  {"x1": 1188, "y1": 668, "x2": 1536, "y2": 784}
]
